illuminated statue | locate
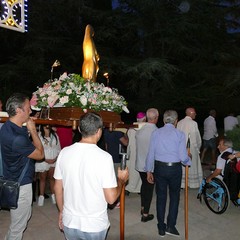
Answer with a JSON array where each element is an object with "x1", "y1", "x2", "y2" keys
[{"x1": 82, "y1": 25, "x2": 100, "y2": 82}]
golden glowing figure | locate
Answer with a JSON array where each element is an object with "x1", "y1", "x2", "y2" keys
[{"x1": 82, "y1": 25, "x2": 100, "y2": 82}]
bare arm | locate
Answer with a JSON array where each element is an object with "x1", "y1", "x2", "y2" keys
[
  {"x1": 120, "y1": 135, "x2": 128, "y2": 147},
  {"x1": 54, "y1": 179, "x2": 64, "y2": 230},
  {"x1": 103, "y1": 167, "x2": 128, "y2": 204},
  {"x1": 206, "y1": 169, "x2": 222, "y2": 183},
  {"x1": 27, "y1": 118, "x2": 44, "y2": 160}
]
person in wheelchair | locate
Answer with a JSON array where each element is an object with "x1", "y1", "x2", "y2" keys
[{"x1": 206, "y1": 137, "x2": 240, "y2": 206}]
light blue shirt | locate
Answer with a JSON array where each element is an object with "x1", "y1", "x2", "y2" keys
[{"x1": 145, "y1": 123, "x2": 191, "y2": 172}]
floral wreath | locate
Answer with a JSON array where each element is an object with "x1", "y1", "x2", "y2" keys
[{"x1": 30, "y1": 73, "x2": 129, "y2": 114}]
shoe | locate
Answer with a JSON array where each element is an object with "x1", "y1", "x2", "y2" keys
[
  {"x1": 38, "y1": 195, "x2": 44, "y2": 206},
  {"x1": 141, "y1": 214, "x2": 154, "y2": 222},
  {"x1": 166, "y1": 226, "x2": 180, "y2": 237},
  {"x1": 51, "y1": 194, "x2": 56, "y2": 204},
  {"x1": 158, "y1": 229, "x2": 165, "y2": 237}
]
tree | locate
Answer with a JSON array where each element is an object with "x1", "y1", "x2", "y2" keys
[{"x1": 0, "y1": 0, "x2": 240, "y2": 121}]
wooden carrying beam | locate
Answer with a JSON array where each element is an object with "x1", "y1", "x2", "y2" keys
[{"x1": 0, "y1": 117, "x2": 137, "y2": 130}]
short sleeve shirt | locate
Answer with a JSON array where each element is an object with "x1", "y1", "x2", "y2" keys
[{"x1": 0, "y1": 120, "x2": 35, "y2": 185}]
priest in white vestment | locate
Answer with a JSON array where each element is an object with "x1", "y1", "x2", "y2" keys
[{"x1": 177, "y1": 108, "x2": 203, "y2": 188}]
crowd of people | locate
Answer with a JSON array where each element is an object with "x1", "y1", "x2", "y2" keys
[{"x1": 0, "y1": 93, "x2": 240, "y2": 239}]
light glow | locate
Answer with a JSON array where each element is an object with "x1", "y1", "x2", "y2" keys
[{"x1": 0, "y1": 0, "x2": 28, "y2": 33}]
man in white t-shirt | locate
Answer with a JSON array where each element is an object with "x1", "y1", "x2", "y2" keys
[
  {"x1": 224, "y1": 113, "x2": 238, "y2": 134},
  {"x1": 54, "y1": 112, "x2": 129, "y2": 240},
  {"x1": 201, "y1": 109, "x2": 218, "y2": 165}
]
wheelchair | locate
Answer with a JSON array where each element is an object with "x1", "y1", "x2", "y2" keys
[{"x1": 197, "y1": 177, "x2": 230, "y2": 214}]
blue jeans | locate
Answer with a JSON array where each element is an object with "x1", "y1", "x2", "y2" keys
[
  {"x1": 154, "y1": 162, "x2": 182, "y2": 231},
  {"x1": 63, "y1": 226, "x2": 108, "y2": 240}
]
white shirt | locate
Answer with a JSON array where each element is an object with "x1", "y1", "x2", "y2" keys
[
  {"x1": 54, "y1": 142, "x2": 117, "y2": 232},
  {"x1": 203, "y1": 116, "x2": 218, "y2": 140},
  {"x1": 224, "y1": 116, "x2": 238, "y2": 132}
]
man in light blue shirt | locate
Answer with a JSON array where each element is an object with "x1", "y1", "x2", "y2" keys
[{"x1": 146, "y1": 110, "x2": 191, "y2": 237}]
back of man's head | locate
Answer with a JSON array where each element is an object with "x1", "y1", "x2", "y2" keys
[
  {"x1": 209, "y1": 109, "x2": 216, "y2": 118},
  {"x1": 146, "y1": 108, "x2": 159, "y2": 123},
  {"x1": 163, "y1": 110, "x2": 178, "y2": 125},
  {"x1": 6, "y1": 93, "x2": 29, "y2": 117},
  {"x1": 79, "y1": 112, "x2": 103, "y2": 138}
]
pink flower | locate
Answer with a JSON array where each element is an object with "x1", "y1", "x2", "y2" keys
[
  {"x1": 47, "y1": 95, "x2": 59, "y2": 107},
  {"x1": 43, "y1": 83, "x2": 51, "y2": 88},
  {"x1": 30, "y1": 94, "x2": 38, "y2": 106}
]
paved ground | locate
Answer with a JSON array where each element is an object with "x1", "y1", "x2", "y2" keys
[{"x1": 1, "y1": 166, "x2": 240, "y2": 240}]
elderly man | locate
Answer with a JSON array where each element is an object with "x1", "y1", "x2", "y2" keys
[
  {"x1": 146, "y1": 110, "x2": 191, "y2": 237},
  {"x1": 207, "y1": 138, "x2": 240, "y2": 205},
  {"x1": 135, "y1": 108, "x2": 159, "y2": 222},
  {"x1": 177, "y1": 107, "x2": 202, "y2": 188}
]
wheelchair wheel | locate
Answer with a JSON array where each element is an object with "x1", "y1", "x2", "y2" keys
[{"x1": 203, "y1": 177, "x2": 230, "y2": 214}]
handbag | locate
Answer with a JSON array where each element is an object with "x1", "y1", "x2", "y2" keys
[{"x1": 0, "y1": 159, "x2": 29, "y2": 210}]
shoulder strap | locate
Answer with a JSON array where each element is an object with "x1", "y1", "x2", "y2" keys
[
  {"x1": 18, "y1": 159, "x2": 30, "y2": 183},
  {"x1": 0, "y1": 145, "x2": 3, "y2": 177}
]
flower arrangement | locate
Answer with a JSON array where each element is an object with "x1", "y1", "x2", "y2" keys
[{"x1": 30, "y1": 73, "x2": 129, "y2": 114}]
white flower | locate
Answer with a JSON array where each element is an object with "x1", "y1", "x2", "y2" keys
[
  {"x1": 122, "y1": 106, "x2": 130, "y2": 113},
  {"x1": 80, "y1": 95, "x2": 87, "y2": 106},
  {"x1": 66, "y1": 89, "x2": 72, "y2": 95},
  {"x1": 59, "y1": 96, "x2": 69, "y2": 104},
  {"x1": 102, "y1": 100, "x2": 109, "y2": 104},
  {"x1": 59, "y1": 72, "x2": 68, "y2": 81}
]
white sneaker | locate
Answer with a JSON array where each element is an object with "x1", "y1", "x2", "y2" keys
[
  {"x1": 38, "y1": 195, "x2": 44, "y2": 206},
  {"x1": 51, "y1": 194, "x2": 56, "y2": 204}
]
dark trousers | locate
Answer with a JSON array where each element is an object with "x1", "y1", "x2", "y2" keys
[
  {"x1": 139, "y1": 171, "x2": 155, "y2": 214},
  {"x1": 154, "y1": 162, "x2": 182, "y2": 231}
]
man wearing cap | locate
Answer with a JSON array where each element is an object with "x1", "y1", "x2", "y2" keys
[{"x1": 135, "y1": 108, "x2": 159, "y2": 222}]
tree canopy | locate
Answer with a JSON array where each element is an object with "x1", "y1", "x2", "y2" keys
[{"x1": 0, "y1": 0, "x2": 240, "y2": 121}]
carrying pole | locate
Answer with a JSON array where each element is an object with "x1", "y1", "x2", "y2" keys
[
  {"x1": 120, "y1": 183, "x2": 125, "y2": 240},
  {"x1": 185, "y1": 134, "x2": 190, "y2": 240},
  {"x1": 185, "y1": 165, "x2": 189, "y2": 240}
]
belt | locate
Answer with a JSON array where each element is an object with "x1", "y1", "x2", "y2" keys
[{"x1": 155, "y1": 161, "x2": 181, "y2": 167}]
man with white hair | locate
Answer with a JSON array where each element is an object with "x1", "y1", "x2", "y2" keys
[
  {"x1": 146, "y1": 110, "x2": 191, "y2": 237},
  {"x1": 135, "y1": 108, "x2": 159, "y2": 222}
]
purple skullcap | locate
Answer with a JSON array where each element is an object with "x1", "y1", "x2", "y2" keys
[{"x1": 136, "y1": 112, "x2": 146, "y2": 119}]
